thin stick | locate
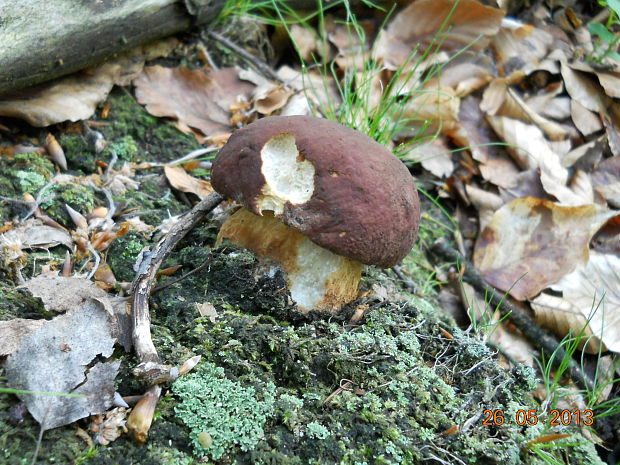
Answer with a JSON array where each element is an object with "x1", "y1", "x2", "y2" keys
[
  {"x1": 131, "y1": 192, "x2": 224, "y2": 364},
  {"x1": 205, "y1": 30, "x2": 281, "y2": 81},
  {"x1": 429, "y1": 239, "x2": 594, "y2": 391}
]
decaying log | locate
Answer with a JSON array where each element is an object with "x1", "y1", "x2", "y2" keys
[{"x1": 0, "y1": 0, "x2": 225, "y2": 96}]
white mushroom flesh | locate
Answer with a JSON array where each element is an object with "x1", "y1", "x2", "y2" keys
[{"x1": 258, "y1": 134, "x2": 315, "y2": 215}]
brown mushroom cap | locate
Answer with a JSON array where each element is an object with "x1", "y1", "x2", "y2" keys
[{"x1": 212, "y1": 115, "x2": 420, "y2": 268}]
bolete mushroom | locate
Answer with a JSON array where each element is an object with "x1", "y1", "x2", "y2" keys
[{"x1": 211, "y1": 115, "x2": 419, "y2": 313}]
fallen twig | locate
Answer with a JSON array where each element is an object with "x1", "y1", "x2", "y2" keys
[
  {"x1": 131, "y1": 192, "x2": 224, "y2": 367},
  {"x1": 127, "y1": 192, "x2": 223, "y2": 442},
  {"x1": 429, "y1": 239, "x2": 594, "y2": 391},
  {"x1": 205, "y1": 30, "x2": 281, "y2": 81}
]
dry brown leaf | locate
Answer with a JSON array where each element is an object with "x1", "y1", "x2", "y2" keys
[
  {"x1": 569, "y1": 60, "x2": 620, "y2": 99},
  {"x1": 474, "y1": 197, "x2": 615, "y2": 300},
  {"x1": 0, "y1": 52, "x2": 146, "y2": 127},
  {"x1": 526, "y1": 94, "x2": 571, "y2": 121},
  {"x1": 465, "y1": 184, "x2": 504, "y2": 230},
  {"x1": 290, "y1": 24, "x2": 322, "y2": 61},
  {"x1": 276, "y1": 66, "x2": 341, "y2": 115},
  {"x1": 450, "y1": 97, "x2": 522, "y2": 188},
  {"x1": 5, "y1": 300, "x2": 119, "y2": 430},
  {"x1": 255, "y1": 85, "x2": 293, "y2": 115},
  {"x1": 563, "y1": 136, "x2": 606, "y2": 170},
  {"x1": 0, "y1": 220, "x2": 73, "y2": 251},
  {"x1": 402, "y1": 83, "x2": 460, "y2": 134},
  {"x1": 133, "y1": 66, "x2": 254, "y2": 141},
  {"x1": 592, "y1": 156, "x2": 620, "y2": 208},
  {"x1": 403, "y1": 137, "x2": 454, "y2": 178},
  {"x1": 499, "y1": 170, "x2": 546, "y2": 202},
  {"x1": 485, "y1": 115, "x2": 562, "y2": 168},
  {"x1": 570, "y1": 99, "x2": 603, "y2": 136},
  {"x1": 164, "y1": 165, "x2": 213, "y2": 199},
  {"x1": 238, "y1": 68, "x2": 293, "y2": 115},
  {"x1": 531, "y1": 251, "x2": 620, "y2": 353},
  {"x1": 374, "y1": 0, "x2": 504, "y2": 69},
  {"x1": 486, "y1": 116, "x2": 587, "y2": 204},
  {"x1": 480, "y1": 78, "x2": 509, "y2": 115},
  {"x1": 438, "y1": 60, "x2": 493, "y2": 97},
  {"x1": 603, "y1": 102, "x2": 620, "y2": 156},
  {"x1": 560, "y1": 60, "x2": 606, "y2": 113},
  {"x1": 491, "y1": 19, "x2": 553, "y2": 73}
]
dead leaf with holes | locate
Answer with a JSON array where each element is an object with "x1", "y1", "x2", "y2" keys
[
  {"x1": 164, "y1": 165, "x2": 213, "y2": 199},
  {"x1": 474, "y1": 197, "x2": 616, "y2": 300},
  {"x1": 133, "y1": 66, "x2": 254, "y2": 142},
  {"x1": 531, "y1": 251, "x2": 620, "y2": 353}
]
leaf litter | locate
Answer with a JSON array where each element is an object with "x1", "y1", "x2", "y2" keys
[{"x1": 0, "y1": 0, "x2": 619, "y2": 461}]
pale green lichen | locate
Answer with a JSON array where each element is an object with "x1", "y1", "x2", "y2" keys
[
  {"x1": 305, "y1": 421, "x2": 331, "y2": 439},
  {"x1": 172, "y1": 361, "x2": 276, "y2": 460},
  {"x1": 13, "y1": 170, "x2": 47, "y2": 194}
]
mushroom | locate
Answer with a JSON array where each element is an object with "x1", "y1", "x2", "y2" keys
[{"x1": 211, "y1": 115, "x2": 420, "y2": 313}]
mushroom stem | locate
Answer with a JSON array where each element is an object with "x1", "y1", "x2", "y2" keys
[{"x1": 217, "y1": 208, "x2": 362, "y2": 312}]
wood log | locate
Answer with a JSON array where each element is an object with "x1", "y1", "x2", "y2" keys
[{"x1": 0, "y1": 0, "x2": 225, "y2": 96}]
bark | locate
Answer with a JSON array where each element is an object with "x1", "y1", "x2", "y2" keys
[{"x1": 0, "y1": 0, "x2": 224, "y2": 96}]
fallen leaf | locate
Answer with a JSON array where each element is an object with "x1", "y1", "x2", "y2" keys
[
  {"x1": 5, "y1": 300, "x2": 119, "y2": 430},
  {"x1": 196, "y1": 302, "x2": 218, "y2": 323},
  {"x1": 0, "y1": 319, "x2": 46, "y2": 357},
  {"x1": 592, "y1": 156, "x2": 620, "y2": 208},
  {"x1": 560, "y1": 59, "x2": 605, "y2": 113},
  {"x1": 0, "y1": 220, "x2": 72, "y2": 251},
  {"x1": 133, "y1": 66, "x2": 254, "y2": 141},
  {"x1": 0, "y1": 52, "x2": 146, "y2": 127},
  {"x1": 164, "y1": 165, "x2": 213, "y2": 199},
  {"x1": 374, "y1": 0, "x2": 504, "y2": 69},
  {"x1": 19, "y1": 275, "x2": 115, "y2": 315},
  {"x1": 290, "y1": 24, "x2": 323, "y2": 61},
  {"x1": 465, "y1": 184, "x2": 504, "y2": 230},
  {"x1": 437, "y1": 57, "x2": 494, "y2": 97},
  {"x1": 531, "y1": 251, "x2": 620, "y2": 353},
  {"x1": 276, "y1": 65, "x2": 341, "y2": 114},
  {"x1": 486, "y1": 116, "x2": 586, "y2": 205},
  {"x1": 404, "y1": 137, "x2": 454, "y2": 178},
  {"x1": 491, "y1": 19, "x2": 553, "y2": 74},
  {"x1": 570, "y1": 99, "x2": 602, "y2": 136},
  {"x1": 474, "y1": 197, "x2": 615, "y2": 300}
]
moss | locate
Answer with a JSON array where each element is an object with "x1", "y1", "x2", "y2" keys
[
  {"x1": 172, "y1": 361, "x2": 276, "y2": 460},
  {"x1": 42, "y1": 184, "x2": 96, "y2": 225},
  {"x1": 0, "y1": 152, "x2": 55, "y2": 220},
  {"x1": 0, "y1": 281, "x2": 46, "y2": 320},
  {"x1": 58, "y1": 133, "x2": 96, "y2": 173},
  {"x1": 108, "y1": 135, "x2": 140, "y2": 162},
  {"x1": 106, "y1": 232, "x2": 148, "y2": 282},
  {"x1": 101, "y1": 90, "x2": 201, "y2": 164},
  {"x1": 115, "y1": 178, "x2": 186, "y2": 227}
]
